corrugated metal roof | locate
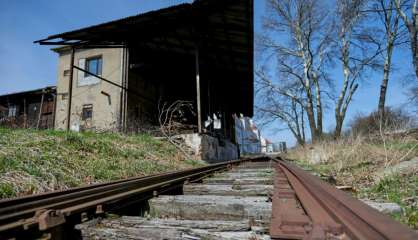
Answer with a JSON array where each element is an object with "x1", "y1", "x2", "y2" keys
[
  {"x1": 35, "y1": 0, "x2": 231, "y2": 44},
  {"x1": 0, "y1": 86, "x2": 56, "y2": 98},
  {"x1": 36, "y1": 3, "x2": 193, "y2": 43}
]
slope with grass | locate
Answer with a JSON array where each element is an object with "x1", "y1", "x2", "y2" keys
[
  {"x1": 0, "y1": 127, "x2": 204, "y2": 199},
  {"x1": 287, "y1": 134, "x2": 418, "y2": 229}
]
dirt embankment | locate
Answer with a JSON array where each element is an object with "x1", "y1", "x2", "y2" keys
[{"x1": 0, "y1": 127, "x2": 203, "y2": 199}]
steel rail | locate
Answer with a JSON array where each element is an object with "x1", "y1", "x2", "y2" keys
[
  {"x1": 0, "y1": 166, "x2": 223, "y2": 227},
  {"x1": 0, "y1": 163, "x2": 222, "y2": 208},
  {"x1": 0, "y1": 164, "x2": 229, "y2": 218},
  {"x1": 0, "y1": 155, "x2": 263, "y2": 208},
  {"x1": 1, "y1": 167, "x2": 223, "y2": 234},
  {"x1": 271, "y1": 158, "x2": 418, "y2": 240},
  {"x1": 0, "y1": 157, "x2": 267, "y2": 239}
]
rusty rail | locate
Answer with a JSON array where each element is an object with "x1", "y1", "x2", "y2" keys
[
  {"x1": 0, "y1": 157, "x2": 268, "y2": 239},
  {"x1": 270, "y1": 157, "x2": 418, "y2": 240}
]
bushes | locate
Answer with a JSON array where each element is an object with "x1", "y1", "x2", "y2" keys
[{"x1": 349, "y1": 107, "x2": 415, "y2": 137}]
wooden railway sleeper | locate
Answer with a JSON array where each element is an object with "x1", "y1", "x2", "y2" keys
[{"x1": 37, "y1": 210, "x2": 65, "y2": 231}]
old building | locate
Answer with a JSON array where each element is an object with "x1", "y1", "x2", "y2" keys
[
  {"x1": 52, "y1": 47, "x2": 123, "y2": 131},
  {"x1": 0, "y1": 86, "x2": 56, "y2": 129},
  {"x1": 37, "y1": 0, "x2": 254, "y2": 161}
]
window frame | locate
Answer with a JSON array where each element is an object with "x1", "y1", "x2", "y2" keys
[
  {"x1": 84, "y1": 56, "x2": 102, "y2": 77},
  {"x1": 63, "y1": 69, "x2": 70, "y2": 76},
  {"x1": 8, "y1": 105, "x2": 17, "y2": 117},
  {"x1": 81, "y1": 104, "x2": 93, "y2": 121}
]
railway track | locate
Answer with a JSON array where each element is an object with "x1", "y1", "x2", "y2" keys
[
  {"x1": 272, "y1": 159, "x2": 418, "y2": 239},
  {"x1": 0, "y1": 158, "x2": 259, "y2": 239},
  {"x1": 0, "y1": 156, "x2": 417, "y2": 239}
]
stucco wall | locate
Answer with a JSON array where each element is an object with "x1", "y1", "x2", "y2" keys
[{"x1": 54, "y1": 48, "x2": 123, "y2": 131}]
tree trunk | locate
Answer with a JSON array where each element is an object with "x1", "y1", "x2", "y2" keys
[
  {"x1": 288, "y1": 125, "x2": 305, "y2": 146},
  {"x1": 292, "y1": 100, "x2": 302, "y2": 141},
  {"x1": 305, "y1": 100, "x2": 318, "y2": 141},
  {"x1": 378, "y1": 43, "x2": 394, "y2": 117},
  {"x1": 298, "y1": 30, "x2": 320, "y2": 142},
  {"x1": 334, "y1": 102, "x2": 345, "y2": 139},
  {"x1": 335, "y1": 115, "x2": 343, "y2": 139},
  {"x1": 334, "y1": 38, "x2": 351, "y2": 139},
  {"x1": 301, "y1": 105, "x2": 306, "y2": 143},
  {"x1": 313, "y1": 77, "x2": 323, "y2": 141},
  {"x1": 409, "y1": 29, "x2": 418, "y2": 79}
]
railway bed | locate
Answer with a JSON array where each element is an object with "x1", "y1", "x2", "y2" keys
[{"x1": 0, "y1": 157, "x2": 417, "y2": 240}]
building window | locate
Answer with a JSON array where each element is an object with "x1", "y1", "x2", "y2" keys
[
  {"x1": 82, "y1": 104, "x2": 93, "y2": 120},
  {"x1": 8, "y1": 105, "x2": 18, "y2": 117},
  {"x1": 61, "y1": 93, "x2": 69, "y2": 100},
  {"x1": 63, "y1": 69, "x2": 70, "y2": 76},
  {"x1": 78, "y1": 57, "x2": 101, "y2": 86},
  {"x1": 85, "y1": 57, "x2": 102, "y2": 77}
]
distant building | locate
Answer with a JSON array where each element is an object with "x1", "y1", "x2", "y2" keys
[
  {"x1": 0, "y1": 86, "x2": 56, "y2": 129},
  {"x1": 234, "y1": 114, "x2": 285, "y2": 155}
]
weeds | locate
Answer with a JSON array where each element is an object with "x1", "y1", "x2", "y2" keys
[
  {"x1": 0, "y1": 127, "x2": 204, "y2": 198},
  {"x1": 288, "y1": 133, "x2": 418, "y2": 229},
  {"x1": 359, "y1": 174, "x2": 418, "y2": 229}
]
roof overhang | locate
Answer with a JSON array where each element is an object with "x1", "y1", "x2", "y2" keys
[
  {"x1": 35, "y1": 0, "x2": 254, "y2": 116},
  {"x1": 0, "y1": 86, "x2": 56, "y2": 99}
]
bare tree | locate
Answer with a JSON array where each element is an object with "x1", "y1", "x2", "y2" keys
[
  {"x1": 372, "y1": 0, "x2": 402, "y2": 118},
  {"x1": 258, "y1": 0, "x2": 334, "y2": 142},
  {"x1": 410, "y1": 86, "x2": 418, "y2": 112},
  {"x1": 256, "y1": 69, "x2": 307, "y2": 145},
  {"x1": 334, "y1": 0, "x2": 381, "y2": 138},
  {"x1": 393, "y1": 0, "x2": 418, "y2": 79}
]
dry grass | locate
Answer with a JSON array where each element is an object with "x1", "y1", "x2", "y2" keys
[
  {"x1": 0, "y1": 127, "x2": 204, "y2": 199},
  {"x1": 287, "y1": 133, "x2": 418, "y2": 229},
  {"x1": 288, "y1": 134, "x2": 418, "y2": 187}
]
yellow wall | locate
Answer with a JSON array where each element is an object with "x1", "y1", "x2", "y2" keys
[{"x1": 54, "y1": 48, "x2": 123, "y2": 131}]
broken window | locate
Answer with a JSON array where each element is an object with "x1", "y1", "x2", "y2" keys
[
  {"x1": 85, "y1": 56, "x2": 102, "y2": 77},
  {"x1": 82, "y1": 104, "x2": 93, "y2": 120}
]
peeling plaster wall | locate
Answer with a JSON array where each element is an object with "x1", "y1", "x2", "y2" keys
[{"x1": 54, "y1": 48, "x2": 123, "y2": 131}]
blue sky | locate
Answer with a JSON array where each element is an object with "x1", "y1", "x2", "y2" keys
[
  {"x1": 0, "y1": 0, "x2": 414, "y2": 146},
  {"x1": 254, "y1": 1, "x2": 415, "y2": 146}
]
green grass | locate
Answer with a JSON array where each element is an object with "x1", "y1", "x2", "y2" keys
[
  {"x1": 386, "y1": 140, "x2": 418, "y2": 156},
  {"x1": 358, "y1": 175, "x2": 418, "y2": 229},
  {"x1": 0, "y1": 127, "x2": 204, "y2": 198}
]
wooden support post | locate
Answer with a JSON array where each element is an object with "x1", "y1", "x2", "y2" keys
[
  {"x1": 23, "y1": 98, "x2": 27, "y2": 128},
  {"x1": 37, "y1": 92, "x2": 45, "y2": 129},
  {"x1": 66, "y1": 47, "x2": 75, "y2": 131},
  {"x1": 52, "y1": 94, "x2": 57, "y2": 129},
  {"x1": 119, "y1": 48, "x2": 125, "y2": 132},
  {"x1": 124, "y1": 48, "x2": 129, "y2": 133},
  {"x1": 195, "y1": 47, "x2": 202, "y2": 133},
  {"x1": 117, "y1": 47, "x2": 129, "y2": 133}
]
